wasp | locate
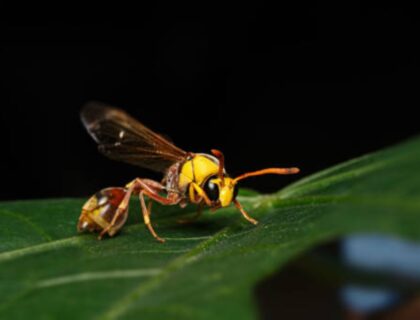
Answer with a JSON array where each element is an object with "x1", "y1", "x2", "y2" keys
[{"x1": 78, "y1": 102, "x2": 299, "y2": 242}]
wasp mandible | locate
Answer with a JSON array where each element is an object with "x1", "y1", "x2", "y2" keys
[{"x1": 78, "y1": 102, "x2": 299, "y2": 242}]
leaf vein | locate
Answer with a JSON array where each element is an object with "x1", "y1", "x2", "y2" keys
[{"x1": 0, "y1": 210, "x2": 53, "y2": 242}]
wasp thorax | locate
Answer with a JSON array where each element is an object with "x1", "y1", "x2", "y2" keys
[{"x1": 78, "y1": 187, "x2": 128, "y2": 237}]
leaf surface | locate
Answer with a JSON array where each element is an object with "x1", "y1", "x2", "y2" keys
[{"x1": 1, "y1": 137, "x2": 420, "y2": 319}]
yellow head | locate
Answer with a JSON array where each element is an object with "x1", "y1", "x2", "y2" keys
[
  {"x1": 204, "y1": 176, "x2": 238, "y2": 207},
  {"x1": 203, "y1": 149, "x2": 300, "y2": 208}
]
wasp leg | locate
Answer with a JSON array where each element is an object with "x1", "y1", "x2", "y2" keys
[
  {"x1": 130, "y1": 178, "x2": 182, "y2": 242},
  {"x1": 190, "y1": 183, "x2": 212, "y2": 206},
  {"x1": 98, "y1": 184, "x2": 136, "y2": 239},
  {"x1": 139, "y1": 191, "x2": 165, "y2": 243},
  {"x1": 133, "y1": 178, "x2": 181, "y2": 205},
  {"x1": 177, "y1": 203, "x2": 203, "y2": 224},
  {"x1": 233, "y1": 199, "x2": 258, "y2": 225},
  {"x1": 98, "y1": 178, "x2": 167, "y2": 239}
]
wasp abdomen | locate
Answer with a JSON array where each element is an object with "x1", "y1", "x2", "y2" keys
[{"x1": 78, "y1": 187, "x2": 128, "y2": 237}]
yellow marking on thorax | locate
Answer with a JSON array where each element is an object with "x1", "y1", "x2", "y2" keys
[{"x1": 178, "y1": 155, "x2": 219, "y2": 190}]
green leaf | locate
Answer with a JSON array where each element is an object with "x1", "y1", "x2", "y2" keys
[{"x1": 1, "y1": 137, "x2": 420, "y2": 319}]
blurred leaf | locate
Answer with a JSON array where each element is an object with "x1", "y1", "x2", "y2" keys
[
  {"x1": 295, "y1": 252, "x2": 420, "y2": 293},
  {"x1": 1, "y1": 137, "x2": 420, "y2": 319}
]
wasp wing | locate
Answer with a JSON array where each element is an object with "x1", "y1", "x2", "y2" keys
[{"x1": 81, "y1": 101, "x2": 187, "y2": 173}]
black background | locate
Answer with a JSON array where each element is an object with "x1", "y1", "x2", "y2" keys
[{"x1": 1, "y1": 2, "x2": 419, "y2": 201}]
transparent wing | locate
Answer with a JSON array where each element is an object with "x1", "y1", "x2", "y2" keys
[{"x1": 81, "y1": 101, "x2": 187, "y2": 173}]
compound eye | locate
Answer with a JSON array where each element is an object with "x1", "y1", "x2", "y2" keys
[{"x1": 203, "y1": 176, "x2": 219, "y2": 202}]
